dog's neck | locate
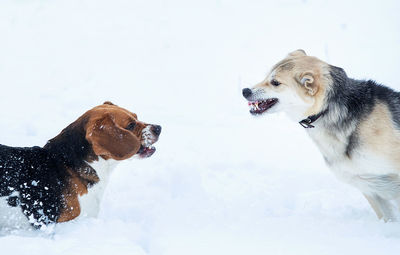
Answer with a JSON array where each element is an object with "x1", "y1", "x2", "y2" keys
[
  {"x1": 299, "y1": 110, "x2": 328, "y2": 128},
  {"x1": 43, "y1": 116, "x2": 104, "y2": 185},
  {"x1": 44, "y1": 116, "x2": 97, "y2": 169},
  {"x1": 43, "y1": 117, "x2": 119, "y2": 220},
  {"x1": 78, "y1": 157, "x2": 119, "y2": 218}
]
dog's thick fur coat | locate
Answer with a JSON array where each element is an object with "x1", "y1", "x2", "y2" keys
[{"x1": 243, "y1": 50, "x2": 400, "y2": 221}]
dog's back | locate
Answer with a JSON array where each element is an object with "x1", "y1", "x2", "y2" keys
[
  {"x1": 1, "y1": 145, "x2": 44, "y2": 196},
  {"x1": 0, "y1": 144, "x2": 67, "y2": 227}
]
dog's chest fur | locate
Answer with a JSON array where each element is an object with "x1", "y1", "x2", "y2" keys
[
  {"x1": 78, "y1": 158, "x2": 118, "y2": 218},
  {"x1": 308, "y1": 126, "x2": 400, "y2": 198}
]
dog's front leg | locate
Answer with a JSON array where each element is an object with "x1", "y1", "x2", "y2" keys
[
  {"x1": 364, "y1": 194, "x2": 384, "y2": 220},
  {"x1": 395, "y1": 197, "x2": 400, "y2": 212},
  {"x1": 364, "y1": 194, "x2": 397, "y2": 222}
]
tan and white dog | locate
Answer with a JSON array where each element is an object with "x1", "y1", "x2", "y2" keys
[{"x1": 242, "y1": 50, "x2": 400, "y2": 221}]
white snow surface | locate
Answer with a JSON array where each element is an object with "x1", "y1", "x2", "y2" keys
[{"x1": 1, "y1": 0, "x2": 400, "y2": 254}]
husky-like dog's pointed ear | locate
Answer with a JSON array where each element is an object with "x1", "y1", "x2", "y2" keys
[
  {"x1": 287, "y1": 49, "x2": 307, "y2": 58},
  {"x1": 298, "y1": 72, "x2": 318, "y2": 95}
]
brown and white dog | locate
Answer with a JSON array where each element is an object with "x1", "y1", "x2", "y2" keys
[
  {"x1": 0, "y1": 102, "x2": 161, "y2": 229},
  {"x1": 243, "y1": 50, "x2": 400, "y2": 221}
]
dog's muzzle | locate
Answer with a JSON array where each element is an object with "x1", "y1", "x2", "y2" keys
[
  {"x1": 137, "y1": 124, "x2": 161, "y2": 158},
  {"x1": 242, "y1": 88, "x2": 278, "y2": 115}
]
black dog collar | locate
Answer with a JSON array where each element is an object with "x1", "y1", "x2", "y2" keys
[{"x1": 299, "y1": 110, "x2": 327, "y2": 128}]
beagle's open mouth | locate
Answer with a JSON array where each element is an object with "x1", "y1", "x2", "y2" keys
[
  {"x1": 137, "y1": 145, "x2": 156, "y2": 158},
  {"x1": 137, "y1": 125, "x2": 160, "y2": 158},
  {"x1": 248, "y1": 98, "x2": 278, "y2": 115}
]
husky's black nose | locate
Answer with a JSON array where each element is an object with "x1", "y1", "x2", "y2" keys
[
  {"x1": 242, "y1": 88, "x2": 252, "y2": 99},
  {"x1": 152, "y1": 125, "x2": 162, "y2": 136}
]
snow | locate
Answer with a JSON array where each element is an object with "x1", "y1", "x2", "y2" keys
[{"x1": 1, "y1": 0, "x2": 400, "y2": 254}]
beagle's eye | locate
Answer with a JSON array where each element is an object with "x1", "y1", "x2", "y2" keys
[
  {"x1": 126, "y1": 122, "x2": 136, "y2": 131},
  {"x1": 271, "y1": 79, "x2": 281, "y2": 86}
]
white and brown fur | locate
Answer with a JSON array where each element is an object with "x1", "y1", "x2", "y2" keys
[
  {"x1": 0, "y1": 101, "x2": 161, "y2": 229},
  {"x1": 243, "y1": 50, "x2": 400, "y2": 221}
]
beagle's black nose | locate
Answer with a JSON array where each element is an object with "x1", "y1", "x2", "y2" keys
[
  {"x1": 242, "y1": 88, "x2": 252, "y2": 99},
  {"x1": 152, "y1": 125, "x2": 162, "y2": 136}
]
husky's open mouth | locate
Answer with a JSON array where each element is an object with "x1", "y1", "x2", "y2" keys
[
  {"x1": 137, "y1": 145, "x2": 156, "y2": 158},
  {"x1": 248, "y1": 98, "x2": 278, "y2": 115}
]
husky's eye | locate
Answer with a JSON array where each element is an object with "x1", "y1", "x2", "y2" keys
[
  {"x1": 126, "y1": 122, "x2": 136, "y2": 131},
  {"x1": 271, "y1": 79, "x2": 281, "y2": 86}
]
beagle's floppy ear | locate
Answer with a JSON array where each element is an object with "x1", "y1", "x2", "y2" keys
[
  {"x1": 86, "y1": 114, "x2": 141, "y2": 160},
  {"x1": 287, "y1": 49, "x2": 307, "y2": 58},
  {"x1": 297, "y1": 71, "x2": 318, "y2": 96}
]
